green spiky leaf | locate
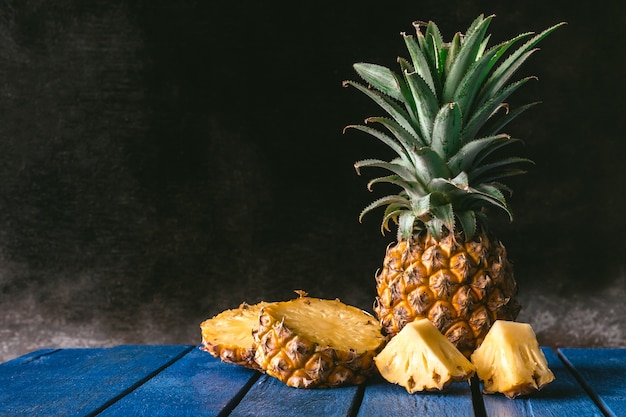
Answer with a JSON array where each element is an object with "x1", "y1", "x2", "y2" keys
[
  {"x1": 470, "y1": 157, "x2": 534, "y2": 183},
  {"x1": 431, "y1": 102, "x2": 462, "y2": 159},
  {"x1": 442, "y1": 15, "x2": 493, "y2": 103},
  {"x1": 367, "y1": 175, "x2": 423, "y2": 199},
  {"x1": 456, "y1": 210, "x2": 477, "y2": 239},
  {"x1": 452, "y1": 38, "x2": 514, "y2": 117},
  {"x1": 471, "y1": 183, "x2": 513, "y2": 220},
  {"x1": 353, "y1": 63, "x2": 405, "y2": 101},
  {"x1": 365, "y1": 116, "x2": 426, "y2": 149},
  {"x1": 398, "y1": 212, "x2": 417, "y2": 240},
  {"x1": 412, "y1": 147, "x2": 451, "y2": 185},
  {"x1": 359, "y1": 195, "x2": 410, "y2": 224},
  {"x1": 354, "y1": 158, "x2": 419, "y2": 184},
  {"x1": 404, "y1": 70, "x2": 438, "y2": 142},
  {"x1": 345, "y1": 124, "x2": 412, "y2": 162},
  {"x1": 402, "y1": 34, "x2": 436, "y2": 93},
  {"x1": 448, "y1": 134, "x2": 518, "y2": 175},
  {"x1": 343, "y1": 80, "x2": 421, "y2": 140},
  {"x1": 430, "y1": 203, "x2": 455, "y2": 236}
]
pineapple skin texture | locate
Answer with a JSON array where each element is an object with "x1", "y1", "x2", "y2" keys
[
  {"x1": 471, "y1": 320, "x2": 555, "y2": 398},
  {"x1": 252, "y1": 297, "x2": 386, "y2": 389},
  {"x1": 200, "y1": 302, "x2": 268, "y2": 370},
  {"x1": 375, "y1": 318, "x2": 476, "y2": 393},
  {"x1": 374, "y1": 231, "x2": 521, "y2": 357}
]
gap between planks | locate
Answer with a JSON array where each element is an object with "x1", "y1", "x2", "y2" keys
[{"x1": 556, "y1": 349, "x2": 615, "y2": 417}]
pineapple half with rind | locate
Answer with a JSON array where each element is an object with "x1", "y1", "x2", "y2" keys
[
  {"x1": 375, "y1": 318, "x2": 476, "y2": 393},
  {"x1": 200, "y1": 301, "x2": 268, "y2": 370},
  {"x1": 252, "y1": 294, "x2": 387, "y2": 388},
  {"x1": 470, "y1": 320, "x2": 555, "y2": 398}
]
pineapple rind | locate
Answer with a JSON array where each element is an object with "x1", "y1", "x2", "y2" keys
[
  {"x1": 375, "y1": 318, "x2": 476, "y2": 393},
  {"x1": 200, "y1": 302, "x2": 269, "y2": 370},
  {"x1": 375, "y1": 231, "x2": 520, "y2": 356},
  {"x1": 471, "y1": 320, "x2": 555, "y2": 398},
  {"x1": 253, "y1": 297, "x2": 386, "y2": 388}
]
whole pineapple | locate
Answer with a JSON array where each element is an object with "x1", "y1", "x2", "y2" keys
[{"x1": 344, "y1": 15, "x2": 564, "y2": 356}]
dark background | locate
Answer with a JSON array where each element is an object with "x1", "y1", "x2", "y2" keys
[{"x1": 0, "y1": 0, "x2": 624, "y2": 362}]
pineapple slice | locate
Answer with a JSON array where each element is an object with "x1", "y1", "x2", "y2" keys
[
  {"x1": 200, "y1": 301, "x2": 268, "y2": 370},
  {"x1": 374, "y1": 318, "x2": 476, "y2": 393},
  {"x1": 470, "y1": 320, "x2": 555, "y2": 398},
  {"x1": 253, "y1": 294, "x2": 386, "y2": 388}
]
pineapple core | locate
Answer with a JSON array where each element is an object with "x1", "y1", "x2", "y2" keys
[
  {"x1": 471, "y1": 320, "x2": 555, "y2": 398},
  {"x1": 374, "y1": 318, "x2": 475, "y2": 393}
]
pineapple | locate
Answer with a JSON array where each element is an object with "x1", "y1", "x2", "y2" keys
[
  {"x1": 344, "y1": 14, "x2": 564, "y2": 356},
  {"x1": 375, "y1": 318, "x2": 475, "y2": 393},
  {"x1": 471, "y1": 320, "x2": 555, "y2": 398},
  {"x1": 252, "y1": 293, "x2": 387, "y2": 388},
  {"x1": 200, "y1": 301, "x2": 268, "y2": 370}
]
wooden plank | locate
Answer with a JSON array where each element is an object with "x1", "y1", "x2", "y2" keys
[
  {"x1": 558, "y1": 348, "x2": 626, "y2": 417},
  {"x1": 480, "y1": 347, "x2": 604, "y2": 417},
  {"x1": 0, "y1": 344, "x2": 193, "y2": 417},
  {"x1": 229, "y1": 374, "x2": 361, "y2": 417},
  {"x1": 98, "y1": 347, "x2": 260, "y2": 416},
  {"x1": 356, "y1": 374, "x2": 475, "y2": 417}
]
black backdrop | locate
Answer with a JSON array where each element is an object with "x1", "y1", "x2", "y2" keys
[{"x1": 0, "y1": 0, "x2": 624, "y2": 361}]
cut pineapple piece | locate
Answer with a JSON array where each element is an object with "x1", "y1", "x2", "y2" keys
[
  {"x1": 374, "y1": 318, "x2": 476, "y2": 393},
  {"x1": 200, "y1": 302, "x2": 268, "y2": 370},
  {"x1": 471, "y1": 320, "x2": 555, "y2": 398},
  {"x1": 253, "y1": 295, "x2": 386, "y2": 388}
]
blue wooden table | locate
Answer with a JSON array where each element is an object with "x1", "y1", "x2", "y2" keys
[{"x1": 0, "y1": 345, "x2": 623, "y2": 416}]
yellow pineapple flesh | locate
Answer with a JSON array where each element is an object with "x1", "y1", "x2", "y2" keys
[
  {"x1": 200, "y1": 302, "x2": 268, "y2": 370},
  {"x1": 374, "y1": 318, "x2": 475, "y2": 393},
  {"x1": 470, "y1": 320, "x2": 555, "y2": 398},
  {"x1": 253, "y1": 295, "x2": 386, "y2": 388},
  {"x1": 375, "y1": 231, "x2": 520, "y2": 357}
]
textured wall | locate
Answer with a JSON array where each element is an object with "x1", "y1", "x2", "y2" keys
[{"x1": 0, "y1": 0, "x2": 624, "y2": 362}]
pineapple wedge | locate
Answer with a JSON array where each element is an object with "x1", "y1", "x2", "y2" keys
[
  {"x1": 200, "y1": 301, "x2": 268, "y2": 370},
  {"x1": 374, "y1": 318, "x2": 476, "y2": 393},
  {"x1": 253, "y1": 294, "x2": 386, "y2": 388},
  {"x1": 471, "y1": 320, "x2": 555, "y2": 398}
]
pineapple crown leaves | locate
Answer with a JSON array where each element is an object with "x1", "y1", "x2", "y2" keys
[{"x1": 343, "y1": 14, "x2": 565, "y2": 241}]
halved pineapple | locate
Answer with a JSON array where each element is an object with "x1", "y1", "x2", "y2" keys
[
  {"x1": 200, "y1": 301, "x2": 268, "y2": 370},
  {"x1": 252, "y1": 294, "x2": 386, "y2": 388},
  {"x1": 470, "y1": 320, "x2": 555, "y2": 398},
  {"x1": 374, "y1": 318, "x2": 476, "y2": 393}
]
